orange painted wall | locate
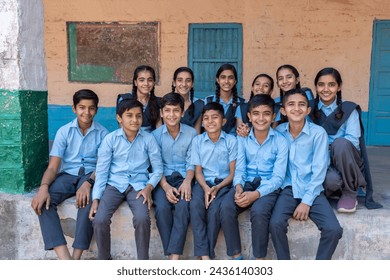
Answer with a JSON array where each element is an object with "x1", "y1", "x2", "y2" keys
[{"x1": 43, "y1": 0, "x2": 390, "y2": 110}]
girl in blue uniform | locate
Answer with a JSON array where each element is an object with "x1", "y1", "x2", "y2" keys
[
  {"x1": 205, "y1": 63, "x2": 245, "y2": 135},
  {"x1": 116, "y1": 65, "x2": 161, "y2": 132},
  {"x1": 170, "y1": 67, "x2": 204, "y2": 134},
  {"x1": 311, "y1": 67, "x2": 382, "y2": 212}
]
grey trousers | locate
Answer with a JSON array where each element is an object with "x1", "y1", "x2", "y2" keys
[
  {"x1": 324, "y1": 138, "x2": 366, "y2": 199},
  {"x1": 93, "y1": 185, "x2": 151, "y2": 260}
]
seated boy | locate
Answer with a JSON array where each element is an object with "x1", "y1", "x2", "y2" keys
[
  {"x1": 220, "y1": 94, "x2": 288, "y2": 260},
  {"x1": 89, "y1": 98, "x2": 163, "y2": 260},
  {"x1": 31, "y1": 89, "x2": 109, "y2": 260},
  {"x1": 190, "y1": 102, "x2": 237, "y2": 259},
  {"x1": 152, "y1": 92, "x2": 198, "y2": 260},
  {"x1": 270, "y1": 89, "x2": 343, "y2": 259}
]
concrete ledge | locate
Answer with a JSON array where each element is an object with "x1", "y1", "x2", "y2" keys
[{"x1": 0, "y1": 191, "x2": 388, "y2": 260}]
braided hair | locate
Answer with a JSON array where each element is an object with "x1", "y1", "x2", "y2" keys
[
  {"x1": 171, "y1": 67, "x2": 195, "y2": 118},
  {"x1": 132, "y1": 65, "x2": 160, "y2": 129},
  {"x1": 276, "y1": 64, "x2": 301, "y2": 106},
  {"x1": 249, "y1": 73, "x2": 274, "y2": 100},
  {"x1": 215, "y1": 63, "x2": 239, "y2": 116},
  {"x1": 313, "y1": 67, "x2": 344, "y2": 121}
]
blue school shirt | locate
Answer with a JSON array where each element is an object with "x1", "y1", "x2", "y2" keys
[
  {"x1": 205, "y1": 95, "x2": 232, "y2": 114},
  {"x1": 50, "y1": 118, "x2": 109, "y2": 176},
  {"x1": 93, "y1": 128, "x2": 163, "y2": 200},
  {"x1": 234, "y1": 128, "x2": 288, "y2": 197},
  {"x1": 234, "y1": 104, "x2": 244, "y2": 120},
  {"x1": 152, "y1": 123, "x2": 197, "y2": 178},
  {"x1": 318, "y1": 99, "x2": 361, "y2": 150},
  {"x1": 276, "y1": 120, "x2": 329, "y2": 206},
  {"x1": 190, "y1": 131, "x2": 237, "y2": 182}
]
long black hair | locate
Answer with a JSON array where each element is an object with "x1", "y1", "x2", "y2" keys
[
  {"x1": 171, "y1": 67, "x2": 195, "y2": 118},
  {"x1": 132, "y1": 65, "x2": 160, "y2": 129},
  {"x1": 313, "y1": 67, "x2": 344, "y2": 121},
  {"x1": 276, "y1": 64, "x2": 301, "y2": 104},
  {"x1": 249, "y1": 73, "x2": 274, "y2": 100},
  {"x1": 215, "y1": 63, "x2": 239, "y2": 116}
]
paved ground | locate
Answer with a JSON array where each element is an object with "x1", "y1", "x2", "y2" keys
[{"x1": 362, "y1": 146, "x2": 390, "y2": 209}]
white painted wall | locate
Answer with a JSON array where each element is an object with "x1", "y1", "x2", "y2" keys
[{"x1": 0, "y1": 0, "x2": 47, "y2": 91}]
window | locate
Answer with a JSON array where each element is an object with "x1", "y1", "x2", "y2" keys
[{"x1": 67, "y1": 22, "x2": 160, "y2": 84}]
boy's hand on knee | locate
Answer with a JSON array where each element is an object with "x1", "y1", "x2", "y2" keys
[
  {"x1": 76, "y1": 182, "x2": 92, "y2": 208},
  {"x1": 205, "y1": 186, "x2": 219, "y2": 208},
  {"x1": 89, "y1": 200, "x2": 99, "y2": 221},
  {"x1": 31, "y1": 186, "x2": 50, "y2": 215},
  {"x1": 234, "y1": 184, "x2": 244, "y2": 200},
  {"x1": 235, "y1": 191, "x2": 259, "y2": 208},
  {"x1": 293, "y1": 203, "x2": 310, "y2": 221},
  {"x1": 137, "y1": 184, "x2": 154, "y2": 210},
  {"x1": 166, "y1": 187, "x2": 179, "y2": 204},
  {"x1": 178, "y1": 179, "x2": 192, "y2": 201}
]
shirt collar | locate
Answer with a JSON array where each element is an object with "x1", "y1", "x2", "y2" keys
[
  {"x1": 318, "y1": 98, "x2": 338, "y2": 112},
  {"x1": 162, "y1": 124, "x2": 184, "y2": 136},
  {"x1": 116, "y1": 127, "x2": 142, "y2": 140},
  {"x1": 248, "y1": 127, "x2": 275, "y2": 144},
  {"x1": 285, "y1": 119, "x2": 310, "y2": 137},
  {"x1": 70, "y1": 118, "x2": 96, "y2": 132},
  {"x1": 204, "y1": 130, "x2": 226, "y2": 142}
]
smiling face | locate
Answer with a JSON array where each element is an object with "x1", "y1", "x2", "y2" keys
[
  {"x1": 73, "y1": 99, "x2": 97, "y2": 128},
  {"x1": 173, "y1": 71, "x2": 194, "y2": 97},
  {"x1": 280, "y1": 93, "x2": 311, "y2": 124},
  {"x1": 248, "y1": 104, "x2": 275, "y2": 133},
  {"x1": 134, "y1": 70, "x2": 155, "y2": 97},
  {"x1": 315, "y1": 74, "x2": 341, "y2": 106},
  {"x1": 116, "y1": 106, "x2": 143, "y2": 136},
  {"x1": 216, "y1": 69, "x2": 237, "y2": 95},
  {"x1": 252, "y1": 76, "x2": 273, "y2": 96},
  {"x1": 160, "y1": 104, "x2": 183, "y2": 128},
  {"x1": 277, "y1": 67, "x2": 300, "y2": 93},
  {"x1": 202, "y1": 109, "x2": 225, "y2": 134}
]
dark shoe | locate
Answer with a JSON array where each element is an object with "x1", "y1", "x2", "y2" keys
[{"x1": 337, "y1": 196, "x2": 357, "y2": 213}]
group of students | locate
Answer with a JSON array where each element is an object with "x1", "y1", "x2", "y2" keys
[{"x1": 31, "y1": 63, "x2": 381, "y2": 260}]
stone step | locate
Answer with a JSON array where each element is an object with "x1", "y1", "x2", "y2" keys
[{"x1": 1, "y1": 191, "x2": 388, "y2": 260}]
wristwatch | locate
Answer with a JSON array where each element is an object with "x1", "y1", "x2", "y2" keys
[{"x1": 87, "y1": 178, "x2": 95, "y2": 187}]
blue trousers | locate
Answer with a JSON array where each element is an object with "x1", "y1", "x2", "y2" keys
[
  {"x1": 93, "y1": 185, "x2": 151, "y2": 260},
  {"x1": 220, "y1": 184, "x2": 279, "y2": 258},
  {"x1": 269, "y1": 187, "x2": 343, "y2": 260},
  {"x1": 152, "y1": 172, "x2": 190, "y2": 256},
  {"x1": 190, "y1": 180, "x2": 231, "y2": 258},
  {"x1": 38, "y1": 171, "x2": 93, "y2": 251}
]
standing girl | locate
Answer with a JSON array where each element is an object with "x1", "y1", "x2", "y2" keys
[
  {"x1": 236, "y1": 73, "x2": 274, "y2": 136},
  {"x1": 171, "y1": 67, "x2": 204, "y2": 134},
  {"x1": 274, "y1": 64, "x2": 314, "y2": 126},
  {"x1": 117, "y1": 65, "x2": 161, "y2": 132},
  {"x1": 311, "y1": 67, "x2": 382, "y2": 212},
  {"x1": 205, "y1": 63, "x2": 245, "y2": 135}
]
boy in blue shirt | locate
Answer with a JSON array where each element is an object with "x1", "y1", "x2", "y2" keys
[
  {"x1": 31, "y1": 89, "x2": 109, "y2": 260},
  {"x1": 190, "y1": 102, "x2": 237, "y2": 259},
  {"x1": 152, "y1": 92, "x2": 197, "y2": 260},
  {"x1": 89, "y1": 98, "x2": 163, "y2": 260},
  {"x1": 270, "y1": 89, "x2": 343, "y2": 260},
  {"x1": 220, "y1": 94, "x2": 288, "y2": 260}
]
